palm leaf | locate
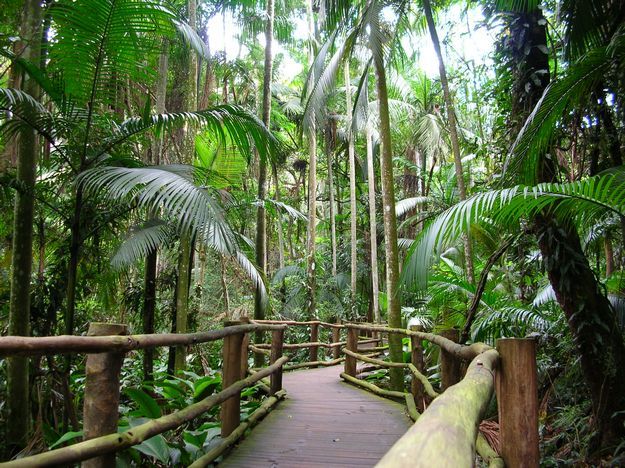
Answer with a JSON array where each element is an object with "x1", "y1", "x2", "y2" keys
[
  {"x1": 94, "y1": 105, "x2": 278, "y2": 164},
  {"x1": 507, "y1": 47, "x2": 610, "y2": 184},
  {"x1": 78, "y1": 165, "x2": 237, "y2": 254},
  {"x1": 402, "y1": 171, "x2": 625, "y2": 288},
  {"x1": 111, "y1": 220, "x2": 172, "y2": 269},
  {"x1": 49, "y1": 0, "x2": 178, "y2": 106}
]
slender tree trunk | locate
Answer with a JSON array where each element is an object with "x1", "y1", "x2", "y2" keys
[
  {"x1": 174, "y1": 236, "x2": 192, "y2": 372},
  {"x1": 373, "y1": 55, "x2": 403, "y2": 391},
  {"x1": 325, "y1": 120, "x2": 338, "y2": 278},
  {"x1": 305, "y1": 0, "x2": 317, "y2": 320},
  {"x1": 142, "y1": 39, "x2": 169, "y2": 382},
  {"x1": 253, "y1": 0, "x2": 274, "y2": 365},
  {"x1": 174, "y1": 0, "x2": 198, "y2": 373},
  {"x1": 7, "y1": 0, "x2": 42, "y2": 452},
  {"x1": 142, "y1": 250, "x2": 157, "y2": 381},
  {"x1": 366, "y1": 127, "x2": 380, "y2": 323},
  {"x1": 345, "y1": 62, "x2": 358, "y2": 317},
  {"x1": 423, "y1": 0, "x2": 474, "y2": 284}
]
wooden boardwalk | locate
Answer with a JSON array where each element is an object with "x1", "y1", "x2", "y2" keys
[{"x1": 220, "y1": 365, "x2": 411, "y2": 467}]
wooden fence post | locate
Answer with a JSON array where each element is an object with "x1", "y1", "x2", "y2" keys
[
  {"x1": 332, "y1": 326, "x2": 341, "y2": 360},
  {"x1": 83, "y1": 322, "x2": 128, "y2": 468},
  {"x1": 221, "y1": 321, "x2": 243, "y2": 437},
  {"x1": 309, "y1": 322, "x2": 319, "y2": 366},
  {"x1": 410, "y1": 325, "x2": 425, "y2": 411},
  {"x1": 496, "y1": 338, "x2": 539, "y2": 467},
  {"x1": 270, "y1": 328, "x2": 284, "y2": 395},
  {"x1": 440, "y1": 328, "x2": 462, "y2": 390},
  {"x1": 344, "y1": 327, "x2": 358, "y2": 377}
]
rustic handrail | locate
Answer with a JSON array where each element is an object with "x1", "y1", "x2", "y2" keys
[
  {"x1": 1, "y1": 355, "x2": 289, "y2": 467},
  {"x1": 377, "y1": 350, "x2": 499, "y2": 467},
  {"x1": 344, "y1": 323, "x2": 490, "y2": 361},
  {"x1": 0, "y1": 323, "x2": 286, "y2": 357},
  {"x1": 0, "y1": 322, "x2": 291, "y2": 467}
]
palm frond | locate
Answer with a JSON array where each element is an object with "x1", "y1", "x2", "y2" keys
[
  {"x1": 402, "y1": 171, "x2": 625, "y2": 288},
  {"x1": 111, "y1": 220, "x2": 172, "y2": 269},
  {"x1": 78, "y1": 165, "x2": 237, "y2": 254},
  {"x1": 94, "y1": 105, "x2": 278, "y2": 164},
  {"x1": 49, "y1": 0, "x2": 177, "y2": 106},
  {"x1": 395, "y1": 196, "x2": 432, "y2": 218},
  {"x1": 507, "y1": 47, "x2": 610, "y2": 184}
]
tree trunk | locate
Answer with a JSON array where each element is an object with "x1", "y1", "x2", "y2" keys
[
  {"x1": 7, "y1": 0, "x2": 42, "y2": 453},
  {"x1": 345, "y1": 62, "x2": 358, "y2": 317},
  {"x1": 325, "y1": 119, "x2": 338, "y2": 278},
  {"x1": 373, "y1": 55, "x2": 403, "y2": 391},
  {"x1": 142, "y1": 250, "x2": 157, "y2": 381},
  {"x1": 253, "y1": 0, "x2": 273, "y2": 365},
  {"x1": 305, "y1": 0, "x2": 317, "y2": 320},
  {"x1": 174, "y1": 236, "x2": 192, "y2": 372},
  {"x1": 366, "y1": 127, "x2": 380, "y2": 323},
  {"x1": 142, "y1": 40, "x2": 168, "y2": 382},
  {"x1": 423, "y1": 0, "x2": 474, "y2": 284}
]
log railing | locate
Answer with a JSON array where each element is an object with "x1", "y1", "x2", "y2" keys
[
  {"x1": 0, "y1": 321, "x2": 289, "y2": 467},
  {"x1": 340, "y1": 323, "x2": 539, "y2": 468},
  {"x1": 250, "y1": 319, "x2": 382, "y2": 371}
]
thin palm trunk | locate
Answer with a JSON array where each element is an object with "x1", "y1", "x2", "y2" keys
[
  {"x1": 142, "y1": 39, "x2": 169, "y2": 382},
  {"x1": 326, "y1": 121, "x2": 338, "y2": 277},
  {"x1": 174, "y1": 236, "x2": 192, "y2": 372},
  {"x1": 423, "y1": 0, "x2": 475, "y2": 284},
  {"x1": 174, "y1": 0, "x2": 198, "y2": 373},
  {"x1": 345, "y1": 62, "x2": 358, "y2": 317},
  {"x1": 253, "y1": 0, "x2": 273, "y2": 365},
  {"x1": 373, "y1": 56, "x2": 403, "y2": 391},
  {"x1": 305, "y1": 0, "x2": 317, "y2": 320},
  {"x1": 366, "y1": 127, "x2": 380, "y2": 323},
  {"x1": 7, "y1": 0, "x2": 42, "y2": 451}
]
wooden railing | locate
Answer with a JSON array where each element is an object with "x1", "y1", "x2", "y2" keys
[
  {"x1": 0, "y1": 321, "x2": 289, "y2": 467},
  {"x1": 339, "y1": 323, "x2": 539, "y2": 468},
  {"x1": 0, "y1": 319, "x2": 539, "y2": 467},
  {"x1": 249, "y1": 319, "x2": 381, "y2": 371}
]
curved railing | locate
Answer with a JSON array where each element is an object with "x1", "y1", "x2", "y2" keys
[
  {"x1": 0, "y1": 320, "x2": 539, "y2": 467},
  {"x1": 337, "y1": 323, "x2": 539, "y2": 467}
]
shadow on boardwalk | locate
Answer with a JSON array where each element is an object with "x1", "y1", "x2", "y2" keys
[{"x1": 220, "y1": 364, "x2": 411, "y2": 467}]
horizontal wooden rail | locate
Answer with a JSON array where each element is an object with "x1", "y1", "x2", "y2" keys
[
  {"x1": 345, "y1": 323, "x2": 490, "y2": 361},
  {"x1": 377, "y1": 350, "x2": 499, "y2": 467},
  {"x1": 0, "y1": 323, "x2": 287, "y2": 357},
  {"x1": 343, "y1": 349, "x2": 407, "y2": 368},
  {"x1": 2, "y1": 355, "x2": 290, "y2": 467},
  {"x1": 251, "y1": 319, "x2": 345, "y2": 329},
  {"x1": 340, "y1": 372, "x2": 406, "y2": 399}
]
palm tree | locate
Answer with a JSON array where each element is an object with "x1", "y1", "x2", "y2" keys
[
  {"x1": 421, "y1": 0, "x2": 475, "y2": 283},
  {"x1": 6, "y1": 0, "x2": 42, "y2": 451},
  {"x1": 253, "y1": 0, "x2": 274, "y2": 366}
]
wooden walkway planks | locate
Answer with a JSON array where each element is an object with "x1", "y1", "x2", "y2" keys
[{"x1": 220, "y1": 365, "x2": 411, "y2": 467}]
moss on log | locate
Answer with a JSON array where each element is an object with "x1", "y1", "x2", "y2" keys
[{"x1": 377, "y1": 350, "x2": 499, "y2": 467}]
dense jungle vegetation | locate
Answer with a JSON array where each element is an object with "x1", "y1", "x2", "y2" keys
[{"x1": 1, "y1": 0, "x2": 625, "y2": 464}]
